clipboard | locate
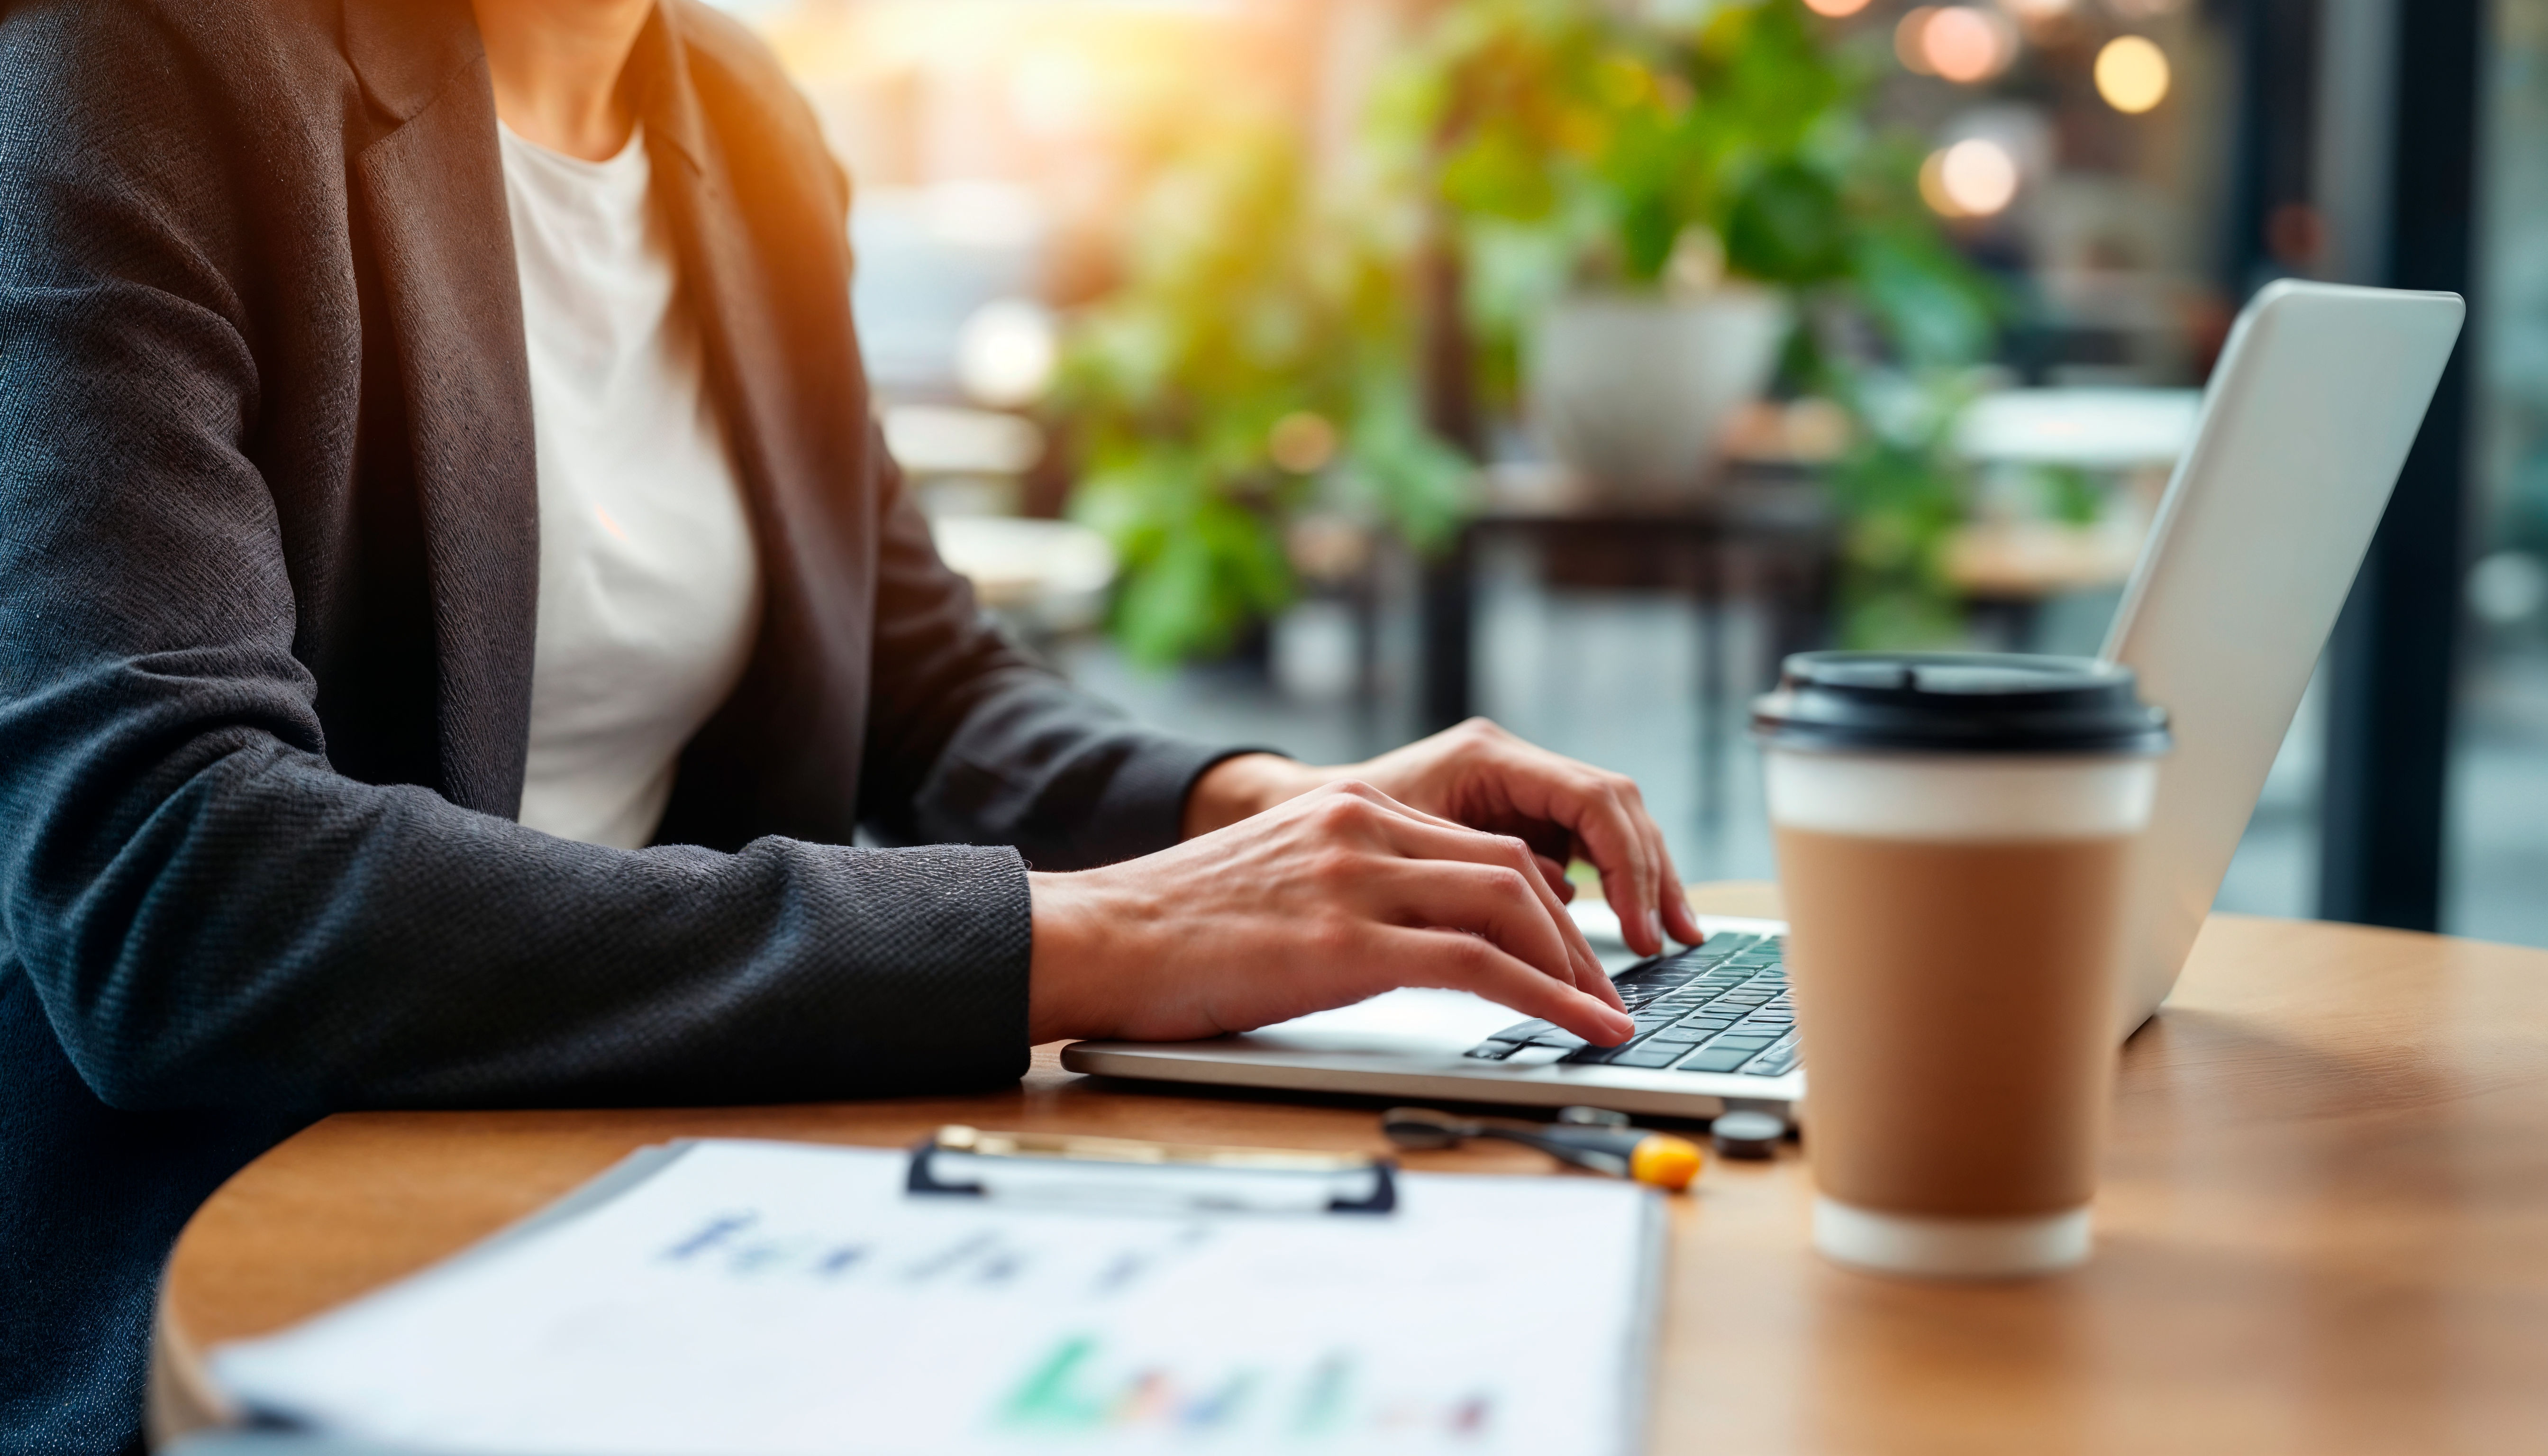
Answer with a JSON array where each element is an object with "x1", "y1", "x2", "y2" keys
[
  {"x1": 907, "y1": 1125, "x2": 1398, "y2": 1214},
  {"x1": 211, "y1": 1138, "x2": 1664, "y2": 1455}
]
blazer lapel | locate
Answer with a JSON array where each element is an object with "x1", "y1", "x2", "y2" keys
[{"x1": 343, "y1": 0, "x2": 539, "y2": 817}]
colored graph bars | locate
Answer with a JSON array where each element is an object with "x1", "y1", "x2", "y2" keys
[{"x1": 997, "y1": 1335, "x2": 1495, "y2": 1440}]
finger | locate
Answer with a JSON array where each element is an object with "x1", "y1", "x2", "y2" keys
[
  {"x1": 1361, "y1": 810, "x2": 1620, "y2": 1008},
  {"x1": 1534, "y1": 855, "x2": 1575, "y2": 903},
  {"x1": 1370, "y1": 925, "x2": 1634, "y2": 1045},
  {"x1": 1651, "y1": 835, "x2": 1705, "y2": 946},
  {"x1": 1615, "y1": 777, "x2": 1700, "y2": 948},
  {"x1": 1364, "y1": 858, "x2": 1592, "y2": 998},
  {"x1": 1317, "y1": 781, "x2": 1625, "y2": 1009},
  {"x1": 1311, "y1": 782, "x2": 1611, "y2": 991},
  {"x1": 1541, "y1": 772, "x2": 1659, "y2": 956}
]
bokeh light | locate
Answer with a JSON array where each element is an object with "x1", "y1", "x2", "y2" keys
[
  {"x1": 1923, "y1": 8, "x2": 2014, "y2": 84},
  {"x1": 1920, "y1": 138, "x2": 2021, "y2": 218},
  {"x1": 2095, "y1": 35, "x2": 2172, "y2": 114},
  {"x1": 956, "y1": 299, "x2": 1059, "y2": 408},
  {"x1": 1802, "y1": 0, "x2": 1874, "y2": 17}
]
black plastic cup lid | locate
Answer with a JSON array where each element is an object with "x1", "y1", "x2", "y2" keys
[{"x1": 1751, "y1": 652, "x2": 2170, "y2": 756}]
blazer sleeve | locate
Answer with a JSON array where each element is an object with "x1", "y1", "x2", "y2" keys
[
  {"x1": 851, "y1": 436, "x2": 1259, "y2": 870},
  {"x1": 0, "y1": 4, "x2": 1031, "y2": 1114}
]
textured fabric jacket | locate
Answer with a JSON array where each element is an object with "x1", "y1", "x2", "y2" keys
[{"x1": 0, "y1": 1, "x2": 1234, "y2": 1447}]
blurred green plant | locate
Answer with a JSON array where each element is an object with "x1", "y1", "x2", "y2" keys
[
  {"x1": 1057, "y1": 0, "x2": 2004, "y2": 664},
  {"x1": 1055, "y1": 125, "x2": 1471, "y2": 667},
  {"x1": 1820, "y1": 367, "x2": 1987, "y2": 648},
  {"x1": 1382, "y1": 0, "x2": 2004, "y2": 646}
]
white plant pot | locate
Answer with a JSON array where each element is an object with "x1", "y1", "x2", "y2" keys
[{"x1": 1526, "y1": 288, "x2": 1791, "y2": 501}]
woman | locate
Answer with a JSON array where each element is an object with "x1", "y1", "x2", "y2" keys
[{"x1": 0, "y1": 0, "x2": 1703, "y2": 1447}]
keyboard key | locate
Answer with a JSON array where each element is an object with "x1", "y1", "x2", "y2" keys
[
  {"x1": 1712, "y1": 1036, "x2": 1777, "y2": 1053},
  {"x1": 1464, "y1": 1041, "x2": 1520, "y2": 1061},
  {"x1": 1530, "y1": 1030, "x2": 1589, "y2": 1050},
  {"x1": 1646, "y1": 1028, "x2": 1711, "y2": 1045},
  {"x1": 1487, "y1": 1021, "x2": 1550, "y2": 1043},
  {"x1": 1609, "y1": 1043, "x2": 1688, "y2": 1069},
  {"x1": 1681, "y1": 1046, "x2": 1761, "y2": 1073},
  {"x1": 1746, "y1": 1052, "x2": 1801, "y2": 1077}
]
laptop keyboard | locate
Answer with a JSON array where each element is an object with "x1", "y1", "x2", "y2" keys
[{"x1": 1462, "y1": 934, "x2": 1799, "y2": 1078}]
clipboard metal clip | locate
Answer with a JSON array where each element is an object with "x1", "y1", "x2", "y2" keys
[{"x1": 908, "y1": 1125, "x2": 1397, "y2": 1215}]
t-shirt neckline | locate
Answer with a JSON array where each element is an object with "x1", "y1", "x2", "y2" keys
[{"x1": 496, "y1": 118, "x2": 647, "y2": 176}]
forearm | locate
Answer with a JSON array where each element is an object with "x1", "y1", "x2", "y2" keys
[{"x1": 6, "y1": 708, "x2": 1032, "y2": 1112}]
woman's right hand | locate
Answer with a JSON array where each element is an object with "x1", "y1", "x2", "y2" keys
[{"x1": 1025, "y1": 780, "x2": 1636, "y2": 1046}]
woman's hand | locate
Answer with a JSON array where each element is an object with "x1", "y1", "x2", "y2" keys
[
  {"x1": 1183, "y1": 719, "x2": 1706, "y2": 957},
  {"x1": 1028, "y1": 781, "x2": 1636, "y2": 1046}
]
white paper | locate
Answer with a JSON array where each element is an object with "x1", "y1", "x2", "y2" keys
[{"x1": 213, "y1": 1139, "x2": 1659, "y2": 1456}]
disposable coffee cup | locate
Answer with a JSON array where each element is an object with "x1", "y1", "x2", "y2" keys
[{"x1": 1752, "y1": 653, "x2": 2169, "y2": 1278}]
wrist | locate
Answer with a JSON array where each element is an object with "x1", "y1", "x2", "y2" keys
[
  {"x1": 1026, "y1": 870, "x2": 1109, "y2": 1044},
  {"x1": 1181, "y1": 753, "x2": 1324, "y2": 839}
]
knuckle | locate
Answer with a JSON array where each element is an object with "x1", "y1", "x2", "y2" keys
[
  {"x1": 1324, "y1": 779, "x2": 1383, "y2": 808},
  {"x1": 1309, "y1": 792, "x2": 1369, "y2": 831},
  {"x1": 1306, "y1": 847, "x2": 1360, "y2": 886},
  {"x1": 1304, "y1": 914, "x2": 1361, "y2": 962}
]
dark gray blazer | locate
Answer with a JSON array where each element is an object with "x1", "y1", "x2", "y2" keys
[{"x1": 0, "y1": 0, "x2": 1236, "y2": 1447}]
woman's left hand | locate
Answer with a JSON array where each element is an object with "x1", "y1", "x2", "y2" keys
[{"x1": 1184, "y1": 719, "x2": 1706, "y2": 958}]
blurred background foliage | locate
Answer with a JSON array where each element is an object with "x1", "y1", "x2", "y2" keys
[
  {"x1": 1387, "y1": 0, "x2": 2002, "y2": 648},
  {"x1": 1052, "y1": 127, "x2": 1470, "y2": 666},
  {"x1": 1057, "y1": 0, "x2": 2005, "y2": 663}
]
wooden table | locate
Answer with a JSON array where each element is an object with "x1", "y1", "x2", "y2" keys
[{"x1": 158, "y1": 889, "x2": 2548, "y2": 1454}]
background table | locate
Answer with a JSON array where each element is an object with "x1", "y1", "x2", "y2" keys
[{"x1": 159, "y1": 889, "x2": 2548, "y2": 1454}]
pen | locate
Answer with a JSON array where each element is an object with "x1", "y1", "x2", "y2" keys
[{"x1": 1381, "y1": 1107, "x2": 1703, "y2": 1191}]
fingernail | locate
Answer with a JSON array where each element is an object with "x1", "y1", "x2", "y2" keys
[{"x1": 1645, "y1": 909, "x2": 1663, "y2": 946}]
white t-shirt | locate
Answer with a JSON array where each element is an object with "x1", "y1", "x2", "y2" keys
[{"x1": 500, "y1": 122, "x2": 762, "y2": 850}]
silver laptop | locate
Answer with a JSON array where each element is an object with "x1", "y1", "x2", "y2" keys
[{"x1": 1064, "y1": 282, "x2": 2466, "y2": 1120}]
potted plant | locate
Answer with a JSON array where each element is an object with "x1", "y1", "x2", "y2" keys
[{"x1": 1388, "y1": 0, "x2": 2002, "y2": 634}]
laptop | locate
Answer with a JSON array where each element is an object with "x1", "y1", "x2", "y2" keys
[{"x1": 1063, "y1": 281, "x2": 2466, "y2": 1121}]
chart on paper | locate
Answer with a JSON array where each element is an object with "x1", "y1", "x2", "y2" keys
[
  {"x1": 213, "y1": 1139, "x2": 1657, "y2": 1456},
  {"x1": 995, "y1": 1335, "x2": 1498, "y2": 1443}
]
